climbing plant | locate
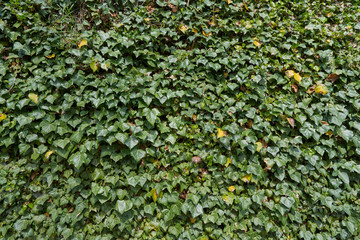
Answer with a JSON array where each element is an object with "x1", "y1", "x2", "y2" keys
[{"x1": 1, "y1": 0, "x2": 360, "y2": 239}]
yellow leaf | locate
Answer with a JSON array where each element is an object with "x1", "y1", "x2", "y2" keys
[
  {"x1": 314, "y1": 84, "x2": 328, "y2": 94},
  {"x1": 208, "y1": 20, "x2": 216, "y2": 26},
  {"x1": 253, "y1": 40, "x2": 261, "y2": 48},
  {"x1": 294, "y1": 73, "x2": 302, "y2": 83},
  {"x1": 28, "y1": 93, "x2": 39, "y2": 104},
  {"x1": 0, "y1": 113, "x2": 7, "y2": 122},
  {"x1": 326, "y1": 130, "x2": 333, "y2": 138},
  {"x1": 150, "y1": 188, "x2": 157, "y2": 202},
  {"x1": 243, "y1": 0, "x2": 249, "y2": 10},
  {"x1": 228, "y1": 186, "x2": 235, "y2": 192},
  {"x1": 217, "y1": 128, "x2": 225, "y2": 138},
  {"x1": 225, "y1": 158, "x2": 231, "y2": 167},
  {"x1": 179, "y1": 25, "x2": 189, "y2": 33},
  {"x1": 114, "y1": 23, "x2": 124, "y2": 28},
  {"x1": 46, "y1": 53, "x2": 55, "y2": 59},
  {"x1": 241, "y1": 174, "x2": 252, "y2": 183},
  {"x1": 226, "y1": 0, "x2": 232, "y2": 4},
  {"x1": 144, "y1": 18, "x2": 150, "y2": 22},
  {"x1": 245, "y1": 22, "x2": 252, "y2": 29},
  {"x1": 192, "y1": 114, "x2": 197, "y2": 122},
  {"x1": 77, "y1": 39, "x2": 88, "y2": 48},
  {"x1": 285, "y1": 70, "x2": 295, "y2": 78},
  {"x1": 202, "y1": 31, "x2": 212, "y2": 37},
  {"x1": 256, "y1": 142, "x2": 262, "y2": 152},
  {"x1": 45, "y1": 151, "x2": 53, "y2": 159},
  {"x1": 326, "y1": 12, "x2": 333, "y2": 17},
  {"x1": 303, "y1": 74, "x2": 311, "y2": 80},
  {"x1": 270, "y1": 21, "x2": 277, "y2": 28},
  {"x1": 190, "y1": 218, "x2": 196, "y2": 223},
  {"x1": 90, "y1": 60, "x2": 98, "y2": 72},
  {"x1": 192, "y1": 28, "x2": 198, "y2": 33}
]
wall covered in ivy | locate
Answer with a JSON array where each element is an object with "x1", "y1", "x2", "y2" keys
[{"x1": 1, "y1": 0, "x2": 360, "y2": 239}]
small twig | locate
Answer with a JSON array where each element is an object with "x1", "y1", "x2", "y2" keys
[{"x1": 8, "y1": 83, "x2": 15, "y2": 93}]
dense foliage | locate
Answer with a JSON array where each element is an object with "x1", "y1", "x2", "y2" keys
[{"x1": 1, "y1": 0, "x2": 360, "y2": 239}]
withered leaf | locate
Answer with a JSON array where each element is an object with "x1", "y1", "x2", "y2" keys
[
  {"x1": 192, "y1": 156, "x2": 201, "y2": 164},
  {"x1": 326, "y1": 73, "x2": 339, "y2": 83},
  {"x1": 306, "y1": 84, "x2": 316, "y2": 94},
  {"x1": 246, "y1": 119, "x2": 253, "y2": 128},
  {"x1": 287, "y1": 118, "x2": 295, "y2": 128}
]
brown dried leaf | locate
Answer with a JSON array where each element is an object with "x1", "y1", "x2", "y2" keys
[
  {"x1": 179, "y1": 190, "x2": 189, "y2": 199},
  {"x1": 326, "y1": 73, "x2": 339, "y2": 83},
  {"x1": 246, "y1": 119, "x2": 253, "y2": 128},
  {"x1": 291, "y1": 84, "x2": 298, "y2": 93},
  {"x1": 306, "y1": 84, "x2": 316, "y2": 94},
  {"x1": 264, "y1": 159, "x2": 272, "y2": 171},
  {"x1": 172, "y1": 6, "x2": 178, "y2": 12},
  {"x1": 287, "y1": 117, "x2": 295, "y2": 128},
  {"x1": 146, "y1": 5, "x2": 155, "y2": 14},
  {"x1": 168, "y1": 2, "x2": 178, "y2": 12},
  {"x1": 259, "y1": 139, "x2": 268, "y2": 148},
  {"x1": 10, "y1": 61, "x2": 17, "y2": 69},
  {"x1": 192, "y1": 156, "x2": 201, "y2": 164},
  {"x1": 31, "y1": 172, "x2": 40, "y2": 180},
  {"x1": 199, "y1": 168, "x2": 209, "y2": 175}
]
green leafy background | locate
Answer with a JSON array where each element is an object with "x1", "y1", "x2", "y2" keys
[{"x1": 1, "y1": 0, "x2": 360, "y2": 239}]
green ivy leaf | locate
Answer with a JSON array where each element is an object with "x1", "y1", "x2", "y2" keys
[
  {"x1": 125, "y1": 136, "x2": 139, "y2": 149},
  {"x1": 130, "y1": 149, "x2": 146, "y2": 162},
  {"x1": 115, "y1": 200, "x2": 133, "y2": 214},
  {"x1": 338, "y1": 171, "x2": 349, "y2": 184},
  {"x1": 192, "y1": 204, "x2": 203, "y2": 218},
  {"x1": 68, "y1": 152, "x2": 86, "y2": 169},
  {"x1": 143, "y1": 108, "x2": 160, "y2": 125}
]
